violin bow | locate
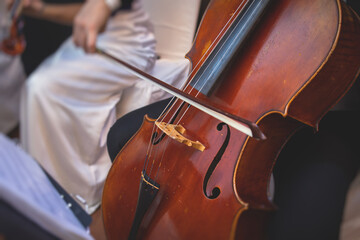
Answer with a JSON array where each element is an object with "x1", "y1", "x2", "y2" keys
[{"x1": 96, "y1": 48, "x2": 266, "y2": 140}]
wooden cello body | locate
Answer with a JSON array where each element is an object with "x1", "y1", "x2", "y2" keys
[{"x1": 102, "y1": 0, "x2": 360, "y2": 239}]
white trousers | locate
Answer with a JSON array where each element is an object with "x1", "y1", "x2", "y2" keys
[
  {"x1": 0, "y1": 1, "x2": 26, "y2": 134},
  {"x1": 341, "y1": 170, "x2": 360, "y2": 240},
  {"x1": 21, "y1": 3, "x2": 156, "y2": 214},
  {"x1": 0, "y1": 54, "x2": 26, "y2": 133}
]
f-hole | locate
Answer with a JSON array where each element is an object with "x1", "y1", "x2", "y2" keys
[{"x1": 203, "y1": 122, "x2": 230, "y2": 199}]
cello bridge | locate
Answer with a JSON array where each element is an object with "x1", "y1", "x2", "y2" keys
[{"x1": 155, "y1": 122, "x2": 205, "y2": 151}]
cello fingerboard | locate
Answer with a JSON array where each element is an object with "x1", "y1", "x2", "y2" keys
[{"x1": 190, "y1": 0, "x2": 270, "y2": 96}]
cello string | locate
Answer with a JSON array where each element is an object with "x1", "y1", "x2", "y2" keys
[
  {"x1": 148, "y1": 0, "x2": 247, "y2": 124},
  {"x1": 144, "y1": 1, "x2": 252, "y2": 178},
  {"x1": 181, "y1": 0, "x2": 252, "y2": 97},
  {"x1": 148, "y1": 2, "x2": 253, "y2": 180},
  {"x1": 143, "y1": 98, "x2": 178, "y2": 172},
  {"x1": 151, "y1": 0, "x2": 250, "y2": 124},
  {"x1": 156, "y1": 0, "x2": 253, "y2": 129},
  {"x1": 152, "y1": 0, "x2": 247, "y2": 127},
  {"x1": 153, "y1": 136, "x2": 172, "y2": 180},
  {"x1": 146, "y1": 1, "x2": 251, "y2": 178}
]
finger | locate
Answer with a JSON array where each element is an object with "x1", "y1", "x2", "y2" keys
[
  {"x1": 5, "y1": 0, "x2": 14, "y2": 10},
  {"x1": 73, "y1": 25, "x2": 86, "y2": 50},
  {"x1": 23, "y1": 0, "x2": 31, "y2": 7},
  {"x1": 86, "y1": 30, "x2": 97, "y2": 53},
  {"x1": 73, "y1": 16, "x2": 87, "y2": 49},
  {"x1": 72, "y1": 24, "x2": 80, "y2": 47}
]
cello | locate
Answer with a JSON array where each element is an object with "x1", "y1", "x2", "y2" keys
[{"x1": 102, "y1": 0, "x2": 360, "y2": 239}]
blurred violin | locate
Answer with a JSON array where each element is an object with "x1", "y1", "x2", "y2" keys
[{"x1": 0, "y1": 0, "x2": 26, "y2": 55}]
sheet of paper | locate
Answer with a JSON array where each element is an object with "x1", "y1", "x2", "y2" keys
[{"x1": 0, "y1": 134, "x2": 93, "y2": 240}]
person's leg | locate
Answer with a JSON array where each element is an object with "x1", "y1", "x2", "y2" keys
[
  {"x1": 0, "y1": 53, "x2": 26, "y2": 134},
  {"x1": 269, "y1": 111, "x2": 360, "y2": 240},
  {"x1": 341, "y1": 168, "x2": 360, "y2": 239},
  {"x1": 20, "y1": 4, "x2": 156, "y2": 213},
  {"x1": 21, "y1": 42, "x2": 136, "y2": 214}
]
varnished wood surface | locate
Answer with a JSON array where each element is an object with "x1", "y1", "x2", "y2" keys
[
  {"x1": 188, "y1": 0, "x2": 360, "y2": 127},
  {"x1": 102, "y1": 0, "x2": 360, "y2": 239}
]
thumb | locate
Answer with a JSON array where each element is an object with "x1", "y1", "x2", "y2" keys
[
  {"x1": 86, "y1": 30, "x2": 97, "y2": 53},
  {"x1": 22, "y1": 0, "x2": 31, "y2": 7}
]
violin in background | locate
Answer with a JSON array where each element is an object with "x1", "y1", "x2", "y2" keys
[{"x1": 0, "y1": 0, "x2": 26, "y2": 55}]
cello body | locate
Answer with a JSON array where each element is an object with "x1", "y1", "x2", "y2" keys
[{"x1": 102, "y1": 0, "x2": 360, "y2": 239}]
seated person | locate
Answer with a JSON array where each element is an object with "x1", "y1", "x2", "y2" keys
[
  {"x1": 1, "y1": 0, "x2": 82, "y2": 137},
  {"x1": 12, "y1": 0, "x2": 157, "y2": 216}
]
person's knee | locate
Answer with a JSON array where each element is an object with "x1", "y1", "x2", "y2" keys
[{"x1": 25, "y1": 69, "x2": 58, "y2": 99}]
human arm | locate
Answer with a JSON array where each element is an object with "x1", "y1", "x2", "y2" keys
[
  {"x1": 26, "y1": 0, "x2": 120, "y2": 53},
  {"x1": 23, "y1": 2, "x2": 83, "y2": 26},
  {"x1": 72, "y1": 0, "x2": 120, "y2": 53},
  {"x1": 6, "y1": 0, "x2": 119, "y2": 52},
  {"x1": 5, "y1": 0, "x2": 83, "y2": 25}
]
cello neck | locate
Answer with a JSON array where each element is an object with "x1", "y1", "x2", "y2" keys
[{"x1": 189, "y1": 0, "x2": 270, "y2": 95}]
